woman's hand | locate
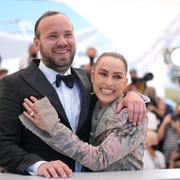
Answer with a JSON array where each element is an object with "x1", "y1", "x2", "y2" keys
[
  {"x1": 115, "y1": 91, "x2": 147, "y2": 126},
  {"x1": 23, "y1": 96, "x2": 49, "y2": 132}
]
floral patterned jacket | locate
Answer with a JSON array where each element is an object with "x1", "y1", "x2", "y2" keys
[{"x1": 19, "y1": 96, "x2": 147, "y2": 171}]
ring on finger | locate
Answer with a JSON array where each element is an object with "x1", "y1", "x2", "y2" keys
[{"x1": 29, "y1": 111, "x2": 34, "y2": 117}]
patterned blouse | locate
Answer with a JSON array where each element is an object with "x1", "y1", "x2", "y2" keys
[{"x1": 19, "y1": 96, "x2": 147, "y2": 171}]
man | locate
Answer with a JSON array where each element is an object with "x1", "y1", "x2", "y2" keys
[{"x1": 0, "y1": 11, "x2": 147, "y2": 178}]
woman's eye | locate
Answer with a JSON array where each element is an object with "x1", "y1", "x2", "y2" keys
[
  {"x1": 113, "y1": 75, "x2": 121, "y2": 79},
  {"x1": 99, "y1": 72, "x2": 107, "y2": 77}
]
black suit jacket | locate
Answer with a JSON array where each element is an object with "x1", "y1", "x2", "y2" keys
[{"x1": 0, "y1": 59, "x2": 96, "y2": 174}]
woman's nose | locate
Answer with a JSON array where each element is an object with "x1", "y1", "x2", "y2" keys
[{"x1": 105, "y1": 76, "x2": 113, "y2": 85}]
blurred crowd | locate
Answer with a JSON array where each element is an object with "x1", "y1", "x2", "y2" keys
[{"x1": 127, "y1": 68, "x2": 180, "y2": 170}]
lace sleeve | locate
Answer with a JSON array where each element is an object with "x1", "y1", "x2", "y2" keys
[{"x1": 19, "y1": 97, "x2": 147, "y2": 171}]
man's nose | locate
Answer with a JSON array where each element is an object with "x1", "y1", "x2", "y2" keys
[{"x1": 56, "y1": 36, "x2": 68, "y2": 46}]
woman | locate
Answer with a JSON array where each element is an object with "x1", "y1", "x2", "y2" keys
[{"x1": 19, "y1": 52, "x2": 147, "y2": 171}]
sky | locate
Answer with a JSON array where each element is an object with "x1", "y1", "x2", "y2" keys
[{"x1": 0, "y1": 0, "x2": 91, "y2": 34}]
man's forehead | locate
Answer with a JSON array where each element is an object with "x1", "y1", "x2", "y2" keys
[{"x1": 39, "y1": 14, "x2": 73, "y2": 30}]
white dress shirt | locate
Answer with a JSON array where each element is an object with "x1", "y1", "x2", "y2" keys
[{"x1": 27, "y1": 61, "x2": 82, "y2": 175}]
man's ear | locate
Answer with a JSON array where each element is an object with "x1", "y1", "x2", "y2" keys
[{"x1": 33, "y1": 37, "x2": 40, "y2": 51}]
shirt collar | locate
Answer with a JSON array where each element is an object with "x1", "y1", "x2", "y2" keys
[{"x1": 39, "y1": 60, "x2": 72, "y2": 85}]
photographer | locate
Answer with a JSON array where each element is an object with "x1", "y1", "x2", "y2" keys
[
  {"x1": 126, "y1": 70, "x2": 153, "y2": 93},
  {"x1": 169, "y1": 140, "x2": 180, "y2": 168},
  {"x1": 158, "y1": 111, "x2": 180, "y2": 167}
]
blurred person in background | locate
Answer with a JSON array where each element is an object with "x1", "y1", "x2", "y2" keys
[
  {"x1": 155, "y1": 97, "x2": 173, "y2": 124},
  {"x1": 0, "y1": 55, "x2": 8, "y2": 80},
  {"x1": 144, "y1": 86, "x2": 158, "y2": 110},
  {"x1": 144, "y1": 86, "x2": 173, "y2": 129},
  {"x1": 168, "y1": 139, "x2": 180, "y2": 168},
  {"x1": 81, "y1": 47, "x2": 97, "y2": 73},
  {"x1": 125, "y1": 69, "x2": 139, "y2": 92},
  {"x1": 143, "y1": 130, "x2": 166, "y2": 169},
  {"x1": 0, "y1": 68, "x2": 8, "y2": 80},
  {"x1": 126, "y1": 69, "x2": 153, "y2": 93},
  {"x1": 157, "y1": 104, "x2": 180, "y2": 167},
  {"x1": 19, "y1": 43, "x2": 39, "y2": 69},
  {"x1": 144, "y1": 86, "x2": 160, "y2": 132}
]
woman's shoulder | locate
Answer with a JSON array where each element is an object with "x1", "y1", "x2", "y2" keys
[
  {"x1": 106, "y1": 96, "x2": 129, "y2": 126},
  {"x1": 99, "y1": 101, "x2": 129, "y2": 131}
]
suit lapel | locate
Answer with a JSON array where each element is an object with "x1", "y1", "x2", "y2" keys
[
  {"x1": 21, "y1": 60, "x2": 93, "y2": 130},
  {"x1": 72, "y1": 68, "x2": 92, "y2": 132},
  {"x1": 21, "y1": 59, "x2": 68, "y2": 123}
]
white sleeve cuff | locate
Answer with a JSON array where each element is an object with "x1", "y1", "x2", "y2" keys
[
  {"x1": 27, "y1": 161, "x2": 47, "y2": 175},
  {"x1": 138, "y1": 92, "x2": 150, "y2": 104}
]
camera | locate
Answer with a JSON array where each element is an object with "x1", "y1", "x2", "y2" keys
[{"x1": 177, "y1": 140, "x2": 180, "y2": 153}]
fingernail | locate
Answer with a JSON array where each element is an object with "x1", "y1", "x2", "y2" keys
[{"x1": 62, "y1": 174, "x2": 67, "y2": 178}]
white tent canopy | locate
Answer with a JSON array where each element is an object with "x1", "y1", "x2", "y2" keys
[
  {"x1": 53, "y1": 0, "x2": 180, "y2": 96},
  {"x1": 61, "y1": 0, "x2": 180, "y2": 63}
]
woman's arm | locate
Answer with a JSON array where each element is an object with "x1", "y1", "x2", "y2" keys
[
  {"x1": 19, "y1": 97, "x2": 146, "y2": 171},
  {"x1": 115, "y1": 91, "x2": 149, "y2": 126}
]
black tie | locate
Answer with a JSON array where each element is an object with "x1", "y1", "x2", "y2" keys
[{"x1": 56, "y1": 74, "x2": 76, "y2": 88}]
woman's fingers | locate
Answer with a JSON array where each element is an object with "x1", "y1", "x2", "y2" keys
[
  {"x1": 30, "y1": 96, "x2": 39, "y2": 103},
  {"x1": 23, "y1": 111, "x2": 37, "y2": 124},
  {"x1": 23, "y1": 97, "x2": 38, "y2": 113}
]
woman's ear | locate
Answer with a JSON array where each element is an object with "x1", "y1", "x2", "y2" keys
[
  {"x1": 90, "y1": 70, "x2": 94, "y2": 84},
  {"x1": 123, "y1": 77, "x2": 128, "y2": 93},
  {"x1": 125, "y1": 77, "x2": 128, "y2": 86}
]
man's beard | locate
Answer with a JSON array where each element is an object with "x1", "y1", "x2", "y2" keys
[{"x1": 40, "y1": 44, "x2": 75, "y2": 73}]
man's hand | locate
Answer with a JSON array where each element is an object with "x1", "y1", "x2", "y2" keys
[
  {"x1": 37, "y1": 160, "x2": 73, "y2": 178},
  {"x1": 115, "y1": 91, "x2": 147, "y2": 126}
]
